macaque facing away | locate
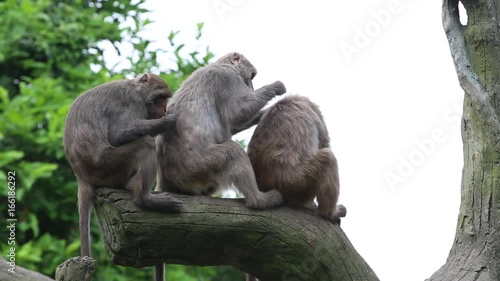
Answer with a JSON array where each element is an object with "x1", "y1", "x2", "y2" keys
[{"x1": 248, "y1": 95, "x2": 346, "y2": 222}]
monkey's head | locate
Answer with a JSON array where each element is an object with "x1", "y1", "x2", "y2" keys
[
  {"x1": 134, "y1": 73, "x2": 172, "y2": 119},
  {"x1": 217, "y1": 52, "x2": 257, "y2": 90}
]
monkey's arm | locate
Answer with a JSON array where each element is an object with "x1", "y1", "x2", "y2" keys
[
  {"x1": 91, "y1": 188, "x2": 379, "y2": 281},
  {"x1": 227, "y1": 81, "x2": 286, "y2": 129},
  {"x1": 231, "y1": 109, "x2": 267, "y2": 135},
  {"x1": 108, "y1": 114, "x2": 176, "y2": 147}
]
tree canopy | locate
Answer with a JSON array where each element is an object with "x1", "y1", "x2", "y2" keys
[{"x1": 0, "y1": 0, "x2": 250, "y2": 279}]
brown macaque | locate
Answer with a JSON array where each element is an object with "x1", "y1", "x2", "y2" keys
[
  {"x1": 155, "y1": 52, "x2": 286, "y2": 209},
  {"x1": 63, "y1": 74, "x2": 182, "y2": 262},
  {"x1": 247, "y1": 95, "x2": 346, "y2": 222}
]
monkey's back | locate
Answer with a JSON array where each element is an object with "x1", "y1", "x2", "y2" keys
[
  {"x1": 160, "y1": 65, "x2": 235, "y2": 166},
  {"x1": 248, "y1": 95, "x2": 327, "y2": 198},
  {"x1": 63, "y1": 80, "x2": 151, "y2": 182},
  {"x1": 158, "y1": 61, "x2": 252, "y2": 192},
  {"x1": 64, "y1": 80, "x2": 132, "y2": 144}
]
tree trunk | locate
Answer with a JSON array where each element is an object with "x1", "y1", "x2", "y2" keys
[
  {"x1": 92, "y1": 188, "x2": 379, "y2": 281},
  {"x1": 427, "y1": 0, "x2": 500, "y2": 280}
]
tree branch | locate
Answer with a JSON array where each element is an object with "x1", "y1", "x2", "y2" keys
[
  {"x1": 442, "y1": 0, "x2": 500, "y2": 143},
  {"x1": 0, "y1": 257, "x2": 54, "y2": 281},
  {"x1": 93, "y1": 188, "x2": 379, "y2": 281}
]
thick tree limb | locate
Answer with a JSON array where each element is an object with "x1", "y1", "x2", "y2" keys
[
  {"x1": 93, "y1": 188, "x2": 379, "y2": 281},
  {"x1": 442, "y1": 0, "x2": 500, "y2": 146}
]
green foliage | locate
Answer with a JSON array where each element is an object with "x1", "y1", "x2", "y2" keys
[{"x1": 0, "y1": 0, "x2": 238, "y2": 280}]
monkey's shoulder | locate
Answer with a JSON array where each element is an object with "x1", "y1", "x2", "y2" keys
[
  {"x1": 185, "y1": 63, "x2": 238, "y2": 85},
  {"x1": 273, "y1": 95, "x2": 319, "y2": 112}
]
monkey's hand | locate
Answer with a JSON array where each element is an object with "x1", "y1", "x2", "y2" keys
[
  {"x1": 269, "y1": 81, "x2": 287, "y2": 96},
  {"x1": 159, "y1": 113, "x2": 177, "y2": 130}
]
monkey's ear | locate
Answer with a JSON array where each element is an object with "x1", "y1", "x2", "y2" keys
[
  {"x1": 230, "y1": 53, "x2": 241, "y2": 65},
  {"x1": 139, "y1": 73, "x2": 150, "y2": 84}
]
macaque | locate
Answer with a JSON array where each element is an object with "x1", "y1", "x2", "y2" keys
[
  {"x1": 63, "y1": 74, "x2": 182, "y2": 261},
  {"x1": 248, "y1": 95, "x2": 346, "y2": 222}
]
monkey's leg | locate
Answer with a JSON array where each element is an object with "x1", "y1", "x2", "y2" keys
[
  {"x1": 305, "y1": 148, "x2": 340, "y2": 220},
  {"x1": 246, "y1": 273, "x2": 259, "y2": 281},
  {"x1": 77, "y1": 180, "x2": 94, "y2": 257},
  {"x1": 129, "y1": 156, "x2": 182, "y2": 212},
  {"x1": 201, "y1": 141, "x2": 283, "y2": 209}
]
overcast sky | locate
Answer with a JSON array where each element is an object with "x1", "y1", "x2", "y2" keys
[{"x1": 120, "y1": 1, "x2": 466, "y2": 280}]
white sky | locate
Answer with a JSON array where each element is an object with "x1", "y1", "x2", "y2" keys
[{"x1": 122, "y1": 1, "x2": 465, "y2": 280}]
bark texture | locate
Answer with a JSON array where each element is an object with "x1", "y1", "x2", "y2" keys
[
  {"x1": 55, "y1": 256, "x2": 96, "y2": 281},
  {"x1": 93, "y1": 188, "x2": 379, "y2": 281},
  {"x1": 428, "y1": 1, "x2": 500, "y2": 280}
]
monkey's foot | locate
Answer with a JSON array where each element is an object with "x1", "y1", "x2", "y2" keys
[
  {"x1": 246, "y1": 190, "x2": 284, "y2": 209},
  {"x1": 318, "y1": 204, "x2": 347, "y2": 225},
  {"x1": 141, "y1": 192, "x2": 183, "y2": 212}
]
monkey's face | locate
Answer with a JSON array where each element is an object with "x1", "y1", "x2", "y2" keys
[
  {"x1": 237, "y1": 59, "x2": 257, "y2": 90},
  {"x1": 141, "y1": 74, "x2": 172, "y2": 119},
  {"x1": 147, "y1": 95, "x2": 169, "y2": 119},
  {"x1": 219, "y1": 52, "x2": 257, "y2": 90}
]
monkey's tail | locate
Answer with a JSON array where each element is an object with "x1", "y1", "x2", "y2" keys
[
  {"x1": 246, "y1": 273, "x2": 258, "y2": 281},
  {"x1": 304, "y1": 148, "x2": 341, "y2": 220},
  {"x1": 77, "y1": 180, "x2": 94, "y2": 257}
]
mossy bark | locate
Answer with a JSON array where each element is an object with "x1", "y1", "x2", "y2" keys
[
  {"x1": 427, "y1": 1, "x2": 500, "y2": 280},
  {"x1": 55, "y1": 256, "x2": 97, "y2": 281},
  {"x1": 93, "y1": 188, "x2": 379, "y2": 281}
]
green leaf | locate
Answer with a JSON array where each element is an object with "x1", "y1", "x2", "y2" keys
[
  {"x1": 18, "y1": 213, "x2": 40, "y2": 237},
  {"x1": 17, "y1": 241, "x2": 43, "y2": 263},
  {"x1": 168, "y1": 30, "x2": 179, "y2": 46},
  {"x1": 0, "y1": 151, "x2": 24, "y2": 167},
  {"x1": 18, "y1": 162, "x2": 58, "y2": 190},
  {"x1": 0, "y1": 86, "x2": 8, "y2": 107},
  {"x1": 65, "y1": 240, "x2": 81, "y2": 256}
]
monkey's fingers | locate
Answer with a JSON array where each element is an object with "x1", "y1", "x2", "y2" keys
[
  {"x1": 144, "y1": 193, "x2": 183, "y2": 212},
  {"x1": 271, "y1": 81, "x2": 287, "y2": 96}
]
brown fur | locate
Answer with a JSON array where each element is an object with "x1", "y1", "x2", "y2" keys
[
  {"x1": 63, "y1": 74, "x2": 182, "y2": 260},
  {"x1": 248, "y1": 95, "x2": 346, "y2": 221}
]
